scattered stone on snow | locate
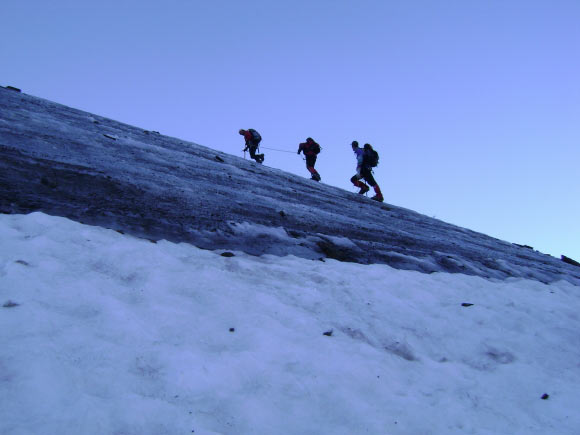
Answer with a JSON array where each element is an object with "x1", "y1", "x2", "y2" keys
[
  {"x1": 279, "y1": 210, "x2": 286, "y2": 217},
  {"x1": 214, "y1": 155, "x2": 225, "y2": 163},
  {"x1": 221, "y1": 252, "x2": 235, "y2": 257},
  {"x1": 3, "y1": 300, "x2": 20, "y2": 308},
  {"x1": 323, "y1": 329, "x2": 333, "y2": 337},
  {"x1": 15, "y1": 260, "x2": 29, "y2": 266},
  {"x1": 229, "y1": 328, "x2": 235, "y2": 333},
  {"x1": 5, "y1": 86, "x2": 21, "y2": 93},
  {"x1": 541, "y1": 393, "x2": 550, "y2": 400},
  {"x1": 103, "y1": 134, "x2": 117, "y2": 140},
  {"x1": 461, "y1": 303, "x2": 474, "y2": 307}
]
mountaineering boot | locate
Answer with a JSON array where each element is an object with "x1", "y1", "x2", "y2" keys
[
  {"x1": 258, "y1": 154, "x2": 265, "y2": 163},
  {"x1": 358, "y1": 184, "x2": 370, "y2": 195},
  {"x1": 371, "y1": 185, "x2": 384, "y2": 202},
  {"x1": 311, "y1": 173, "x2": 321, "y2": 181},
  {"x1": 351, "y1": 176, "x2": 368, "y2": 194}
]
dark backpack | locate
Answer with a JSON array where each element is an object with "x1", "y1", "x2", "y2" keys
[
  {"x1": 312, "y1": 142, "x2": 321, "y2": 154},
  {"x1": 248, "y1": 128, "x2": 261, "y2": 142},
  {"x1": 364, "y1": 148, "x2": 379, "y2": 167}
]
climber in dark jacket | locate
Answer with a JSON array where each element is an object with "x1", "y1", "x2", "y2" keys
[
  {"x1": 297, "y1": 137, "x2": 321, "y2": 181},
  {"x1": 239, "y1": 128, "x2": 264, "y2": 163}
]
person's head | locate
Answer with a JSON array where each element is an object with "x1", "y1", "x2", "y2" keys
[
  {"x1": 306, "y1": 137, "x2": 314, "y2": 143},
  {"x1": 239, "y1": 129, "x2": 246, "y2": 135},
  {"x1": 351, "y1": 141, "x2": 359, "y2": 148}
]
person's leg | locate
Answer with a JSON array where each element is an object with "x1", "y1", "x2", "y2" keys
[
  {"x1": 249, "y1": 144, "x2": 263, "y2": 162},
  {"x1": 362, "y1": 169, "x2": 383, "y2": 201},
  {"x1": 351, "y1": 174, "x2": 369, "y2": 194},
  {"x1": 255, "y1": 140, "x2": 264, "y2": 162},
  {"x1": 306, "y1": 156, "x2": 320, "y2": 179},
  {"x1": 248, "y1": 145, "x2": 257, "y2": 160},
  {"x1": 371, "y1": 184, "x2": 383, "y2": 201}
]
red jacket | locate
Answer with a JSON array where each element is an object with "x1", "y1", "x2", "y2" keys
[
  {"x1": 242, "y1": 130, "x2": 253, "y2": 143},
  {"x1": 298, "y1": 139, "x2": 320, "y2": 156},
  {"x1": 241, "y1": 129, "x2": 261, "y2": 147}
]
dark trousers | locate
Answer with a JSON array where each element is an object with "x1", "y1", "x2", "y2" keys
[
  {"x1": 352, "y1": 166, "x2": 376, "y2": 187},
  {"x1": 305, "y1": 155, "x2": 317, "y2": 169},
  {"x1": 247, "y1": 140, "x2": 262, "y2": 162},
  {"x1": 248, "y1": 145, "x2": 259, "y2": 160}
]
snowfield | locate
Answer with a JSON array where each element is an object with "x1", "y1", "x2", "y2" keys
[{"x1": 1, "y1": 212, "x2": 579, "y2": 434}]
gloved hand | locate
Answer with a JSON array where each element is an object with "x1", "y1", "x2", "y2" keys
[{"x1": 297, "y1": 150, "x2": 300, "y2": 154}]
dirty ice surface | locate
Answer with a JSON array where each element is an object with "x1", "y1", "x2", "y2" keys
[
  {"x1": 3, "y1": 87, "x2": 579, "y2": 285},
  {"x1": 1, "y1": 213, "x2": 579, "y2": 435}
]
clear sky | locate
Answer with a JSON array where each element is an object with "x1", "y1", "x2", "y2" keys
[{"x1": 2, "y1": 0, "x2": 579, "y2": 261}]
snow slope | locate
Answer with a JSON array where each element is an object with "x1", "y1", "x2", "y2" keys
[
  {"x1": 1, "y1": 212, "x2": 579, "y2": 435},
  {"x1": 1, "y1": 86, "x2": 579, "y2": 285}
]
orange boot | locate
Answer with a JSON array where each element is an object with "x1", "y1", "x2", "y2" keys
[
  {"x1": 371, "y1": 185, "x2": 384, "y2": 202},
  {"x1": 308, "y1": 167, "x2": 321, "y2": 181},
  {"x1": 355, "y1": 180, "x2": 369, "y2": 194},
  {"x1": 351, "y1": 176, "x2": 369, "y2": 194}
]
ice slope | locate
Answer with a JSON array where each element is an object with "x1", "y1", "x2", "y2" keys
[
  {"x1": 1, "y1": 212, "x2": 579, "y2": 435},
  {"x1": 1, "y1": 86, "x2": 579, "y2": 286}
]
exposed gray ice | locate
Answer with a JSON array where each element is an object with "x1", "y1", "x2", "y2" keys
[{"x1": 1, "y1": 86, "x2": 578, "y2": 285}]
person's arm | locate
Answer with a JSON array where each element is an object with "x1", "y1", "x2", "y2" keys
[
  {"x1": 355, "y1": 148, "x2": 363, "y2": 175},
  {"x1": 243, "y1": 131, "x2": 252, "y2": 149}
]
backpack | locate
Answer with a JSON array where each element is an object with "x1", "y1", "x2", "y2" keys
[
  {"x1": 312, "y1": 142, "x2": 321, "y2": 154},
  {"x1": 248, "y1": 128, "x2": 261, "y2": 142},
  {"x1": 364, "y1": 148, "x2": 379, "y2": 167}
]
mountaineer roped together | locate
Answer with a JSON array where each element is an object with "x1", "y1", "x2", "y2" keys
[
  {"x1": 239, "y1": 128, "x2": 264, "y2": 164},
  {"x1": 297, "y1": 137, "x2": 321, "y2": 181},
  {"x1": 350, "y1": 141, "x2": 383, "y2": 202},
  {"x1": 238, "y1": 129, "x2": 384, "y2": 202}
]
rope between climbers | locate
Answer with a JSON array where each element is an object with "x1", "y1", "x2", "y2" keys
[{"x1": 260, "y1": 146, "x2": 296, "y2": 153}]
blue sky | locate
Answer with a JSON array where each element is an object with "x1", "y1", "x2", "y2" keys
[{"x1": 2, "y1": 0, "x2": 579, "y2": 260}]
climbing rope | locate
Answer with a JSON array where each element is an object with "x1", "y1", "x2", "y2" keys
[{"x1": 260, "y1": 146, "x2": 296, "y2": 154}]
